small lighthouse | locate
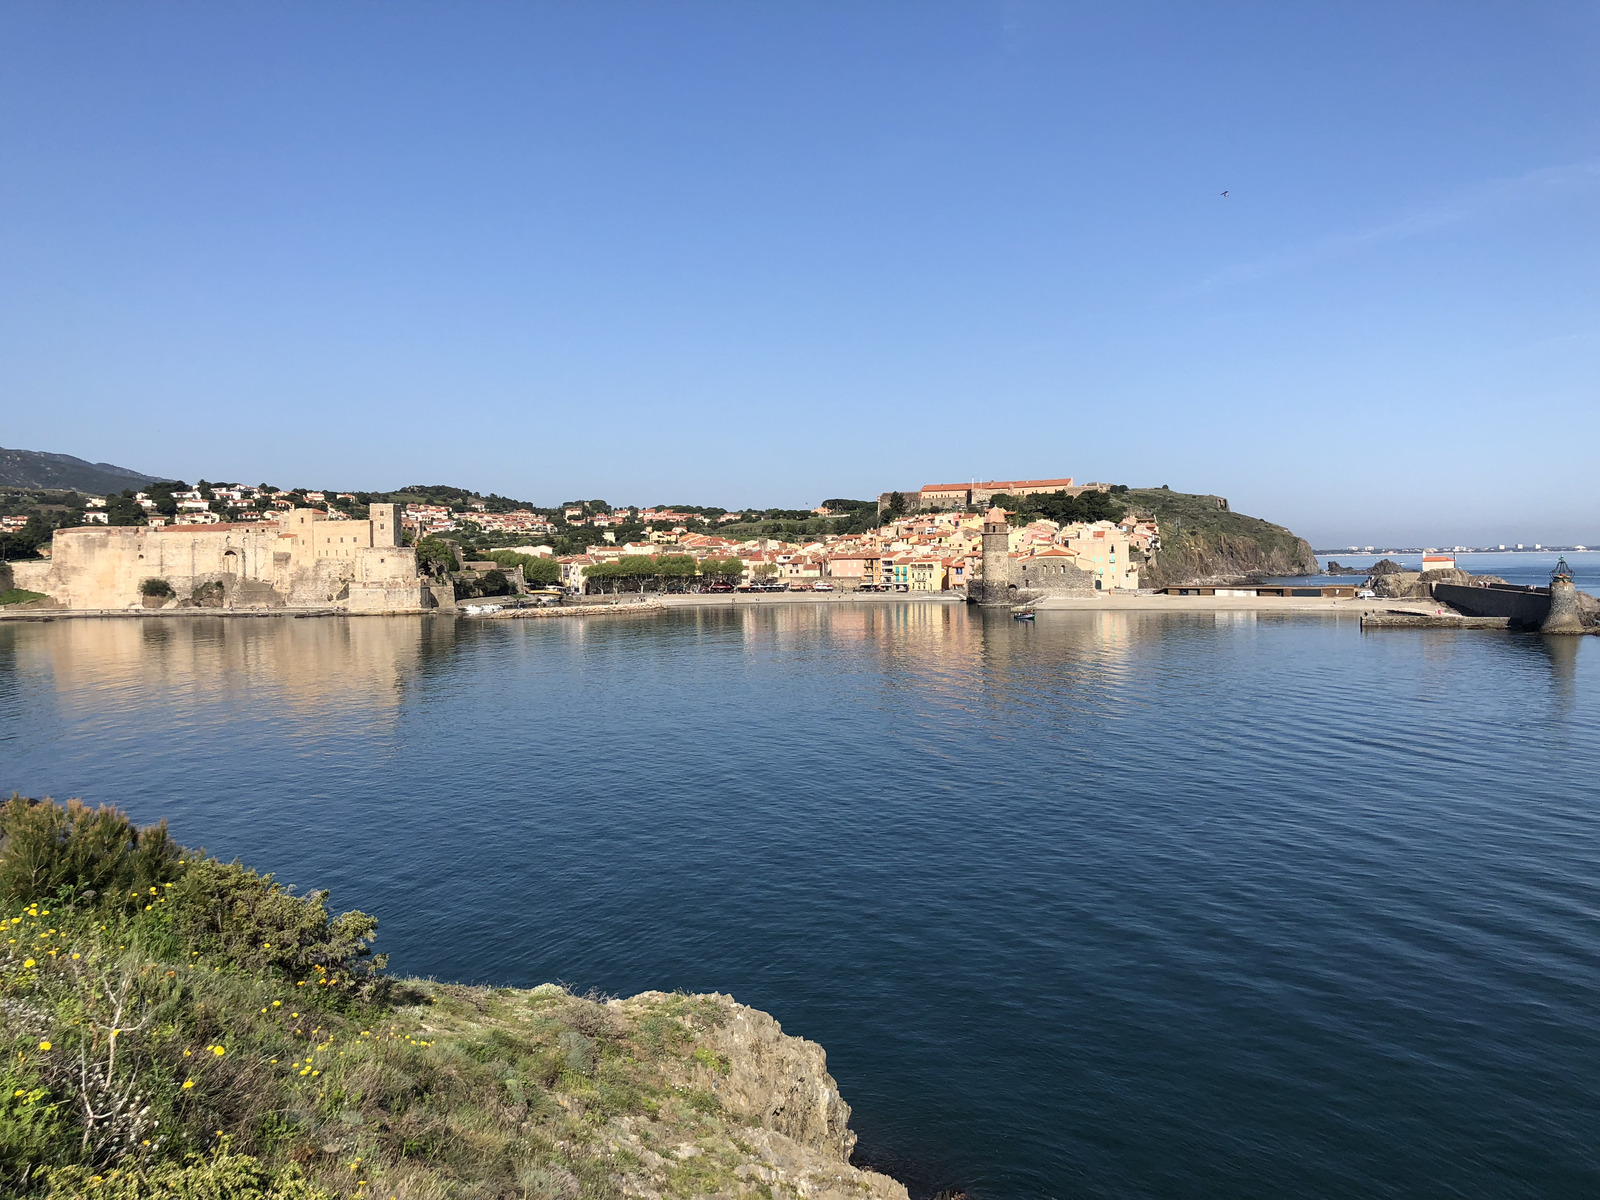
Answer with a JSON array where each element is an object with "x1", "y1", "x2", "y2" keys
[{"x1": 1541, "y1": 557, "x2": 1585, "y2": 634}]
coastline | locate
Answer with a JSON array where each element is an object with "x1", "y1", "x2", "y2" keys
[{"x1": 2, "y1": 592, "x2": 1457, "y2": 621}]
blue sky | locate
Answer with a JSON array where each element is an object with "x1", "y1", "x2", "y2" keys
[{"x1": 1, "y1": 2, "x2": 1595, "y2": 545}]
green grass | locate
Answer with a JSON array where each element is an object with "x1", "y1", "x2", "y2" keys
[{"x1": 0, "y1": 588, "x2": 48, "y2": 606}]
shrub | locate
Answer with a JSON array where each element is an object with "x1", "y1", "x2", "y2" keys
[
  {"x1": 164, "y1": 858, "x2": 387, "y2": 999},
  {"x1": 138, "y1": 578, "x2": 174, "y2": 599},
  {"x1": 0, "y1": 795, "x2": 182, "y2": 909},
  {"x1": 46, "y1": 1151, "x2": 335, "y2": 1199},
  {"x1": 0, "y1": 798, "x2": 383, "y2": 997}
]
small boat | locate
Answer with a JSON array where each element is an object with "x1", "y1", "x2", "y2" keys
[{"x1": 1013, "y1": 609, "x2": 1035, "y2": 621}]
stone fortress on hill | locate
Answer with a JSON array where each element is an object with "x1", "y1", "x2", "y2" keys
[{"x1": 10, "y1": 504, "x2": 439, "y2": 612}]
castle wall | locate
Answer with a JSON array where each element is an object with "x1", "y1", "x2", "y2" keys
[
  {"x1": 34, "y1": 525, "x2": 285, "y2": 610},
  {"x1": 29, "y1": 508, "x2": 428, "y2": 612},
  {"x1": 1016, "y1": 557, "x2": 1097, "y2": 595}
]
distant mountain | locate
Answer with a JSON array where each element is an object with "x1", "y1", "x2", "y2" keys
[{"x1": 0, "y1": 446, "x2": 159, "y2": 495}]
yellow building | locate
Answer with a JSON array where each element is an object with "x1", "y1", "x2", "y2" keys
[{"x1": 906, "y1": 558, "x2": 948, "y2": 591}]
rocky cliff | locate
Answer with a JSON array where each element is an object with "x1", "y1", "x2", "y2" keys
[
  {"x1": 1123, "y1": 488, "x2": 1319, "y2": 586},
  {"x1": 344, "y1": 983, "x2": 911, "y2": 1200}
]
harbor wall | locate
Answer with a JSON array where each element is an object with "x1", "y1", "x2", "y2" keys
[{"x1": 1432, "y1": 583, "x2": 1550, "y2": 627}]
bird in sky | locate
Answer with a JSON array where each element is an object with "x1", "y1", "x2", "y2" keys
[{"x1": 1220, "y1": 190, "x2": 1229, "y2": 197}]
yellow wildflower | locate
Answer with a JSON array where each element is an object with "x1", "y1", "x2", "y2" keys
[
  {"x1": 22, "y1": 958, "x2": 34, "y2": 968},
  {"x1": 38, "y1": 1041, "x2": 51, "y2": 1051},
  {"x1": 182, "y1": 1079, "x2": 195, "y2": 1089}
]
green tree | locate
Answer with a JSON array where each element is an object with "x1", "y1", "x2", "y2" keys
[
  {"x1": 488, "y1": 550, "x2": 560, "y2": 586},
  {"x1": 698, "y1": 556, "x2": 744, "y2": 585},
  {"x1": 414, "y1": 536, "x2": 457, "y2": 576},
  {"x1": 105, "y1": 491, "x2": 145, "y2": 526},
  {"x1": 885, "y1": 491, "x2": 907, "y2": 519},
  {"x1": 148, "y1": 483, "x2": 181, "y2": 518}
]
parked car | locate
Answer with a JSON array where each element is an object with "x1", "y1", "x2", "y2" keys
[{"x1": 813, "y1": 582, "x2": 834, "y2": 591}]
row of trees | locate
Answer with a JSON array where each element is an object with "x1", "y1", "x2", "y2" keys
[
  {"x1": 580, "y1": 555, "x2": 758, "y2": 593},
  {"x1": 989, "y1": 488, "x2": 1128, "y2": 525}
]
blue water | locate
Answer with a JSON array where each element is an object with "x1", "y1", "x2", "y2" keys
[
  {"x1": 2, "y1": 607, "x2": 1597, "y2": 1199},
  {"x1": 1314, "y1": 550, "x2": 1600, "y2": 590}
]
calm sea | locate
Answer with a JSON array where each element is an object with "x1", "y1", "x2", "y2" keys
[
  {"x1": 2, "y1": 607, "x2": 1596, "y2": 1199},
  {"x1": 1313, "y1": 550, "x2": 1600, "y2": 590}
]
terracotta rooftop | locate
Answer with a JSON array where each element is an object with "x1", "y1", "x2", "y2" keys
[{"x1": 921, "y1": 477, "x2": 1074, "y2": 493}]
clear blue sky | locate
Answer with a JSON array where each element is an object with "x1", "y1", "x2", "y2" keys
[{"x1": 2, "y1": 3, "x2": 1595, "y2": 546}]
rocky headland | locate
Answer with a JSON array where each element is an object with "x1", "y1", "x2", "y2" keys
[{"x1": 1121, "y1": 488, "x2": 1320, "y2": 587}]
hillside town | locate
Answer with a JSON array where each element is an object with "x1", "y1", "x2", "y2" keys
[
  {"x1": 1, "y1": 475, "x2": 1164, "y2": 610},
  {"x1": 544, "y1": 499, "x2": 1156, "y2": 595},
  {"x1": 398, "y1": 477, "x2": 1158, "y2": 597}
]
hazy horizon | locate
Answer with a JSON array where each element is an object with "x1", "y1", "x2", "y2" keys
[{"x1": 3, "y1": 3, "x2": 1595, "y2": 547}]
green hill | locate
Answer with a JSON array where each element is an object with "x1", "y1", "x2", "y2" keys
[
  {"x1": 0, "y1": 447, "x2": 157, "y2": 496},
  {"x1": 1123, "y1": 488, "x2": 1319, "y2": 585}
]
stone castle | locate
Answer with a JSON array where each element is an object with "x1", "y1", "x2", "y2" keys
[{"x1": 10, "y1": 505, "x2": 440, "y2": 612}]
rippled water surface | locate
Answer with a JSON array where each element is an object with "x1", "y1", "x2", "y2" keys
[{"x1": 2, "y1": 606, "x2": 1597, "y2": 1199}]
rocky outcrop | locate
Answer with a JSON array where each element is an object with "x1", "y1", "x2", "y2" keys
[
  {"x1": 1371, "y1": 571, "x2": 1424, "y2": 598},
  {"x1": 610, "y1": 991, "x2": 908, "y2": 1200},
  {"x1": 1375, "y1": 568, "x2": 1510, "y2": 600},
  {"x1": 1143, "y1": 533, "x2": 1319, "y2": 587},
  {"x1": 409, "y1": 984, "x2": 911, "y2": 1200},
  {"x1": 1122, "y1": 489, "x2": 1319, "y2": 587}
]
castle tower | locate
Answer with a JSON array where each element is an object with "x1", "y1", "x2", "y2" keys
[
  {"x1": 369, "y1": 503, "x2": 400, "y2": 548},
  {"x1": 979, "y1": 506, "x2": 1012, "y2": 605}
]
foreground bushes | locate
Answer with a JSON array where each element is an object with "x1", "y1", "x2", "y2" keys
[
  {"x1": 46, "y1": 1152, "x2": 334, "y2": 1199},
  {"x1": 0, "y1": 795, "x2": 181, "y2": 910},
  {"x1": 0, "y1": 796, "x2": 388, "y2": 1195},
  {"x1": 0, "y1": 797, "x2": 737, "y2": 1200}
]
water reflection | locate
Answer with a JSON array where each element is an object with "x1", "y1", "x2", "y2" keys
[{"x1": 7, "y1": 615, "x2": 452, "y2": 719}]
